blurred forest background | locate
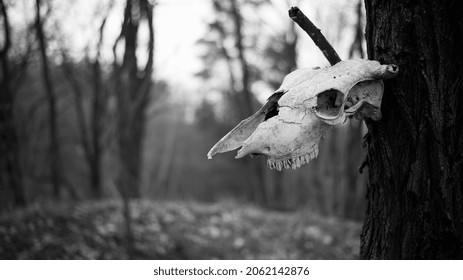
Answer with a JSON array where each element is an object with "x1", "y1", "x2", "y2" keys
[{"x1": 1, "y1": 0, "x2": 368, "y2": 259}]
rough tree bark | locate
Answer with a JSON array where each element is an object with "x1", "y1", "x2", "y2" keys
[
  {"x1": 35, "y1": 0, "x2": 62, "y2": 199},
  {"x1": 361, "y1": 0, "x2": 463, "y2": 259},
  {"x1": 0, "y1": 0, "x2": 26, "y2": 210}
]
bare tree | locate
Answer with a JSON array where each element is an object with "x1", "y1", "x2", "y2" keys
[
  {"x1": 88, "y1": 17, "x2": 107, "y2": 198},
  {"x1": 111, "y1": 0, "x2": 155, "y2": 259},
  {"x1": 113, "y1": 0, "x2": 154, "y2": 199},
  {"x1": 0, "y1": 0, "x2": 26, "y2": 211},
  {"x1": 228, "y1": 0, "x2": 269, "y2": 205},
  {"x1": 229, "y1": 0, "x2": 254, "y2": 117},
  {"x1": 35, "y1": 0, "x2": 61, "y2": 199},
  {"x1": 60, "y1": 14, "x2": 109, "y2": 198}
]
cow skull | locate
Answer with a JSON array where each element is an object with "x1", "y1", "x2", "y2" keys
[{"x1": 207, "y1": 59, "x2": 399, "y2": 170}]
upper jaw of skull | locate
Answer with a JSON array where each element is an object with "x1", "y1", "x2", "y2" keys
[
  {"x1": 234, "y1": 113, "x2": 331, "y2": 171},
  {"x1": 207, "y1": 59, "x2": 399, "y2": 170}
]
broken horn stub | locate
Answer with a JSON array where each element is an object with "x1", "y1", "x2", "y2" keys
[{"x1": 207, "y1": 59, "x2": 399, "y2": 170}]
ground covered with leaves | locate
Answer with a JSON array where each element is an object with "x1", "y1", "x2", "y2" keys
[{"x1": 0, "y1": 200, "x2": 361, "y2": 259}]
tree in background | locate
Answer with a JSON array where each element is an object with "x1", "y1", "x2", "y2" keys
[
  {"x1": 0, "y1": 0, "x2": 26, "y2": 210},
  {"x1": 113, "y1": 0, "x2": 155, "y2": 199},
  {"x1": 59, "y1": 8, "x2": 111, "y2": 199},
  {"x1": 362, "y1": 0, "x2": 463, "y2": 258},
  {"x1": 35, "y1": 0, "x2": 62, "y2": 199},
  {"x1": 111, "y1": 0, "x2": 155, "y2": 258},
  {"x1": 197, "y1": 0, "x2": 270, "y2": 205},
  {"x1": 1, "y1": 0, "x2": 159, "y2": 206}
]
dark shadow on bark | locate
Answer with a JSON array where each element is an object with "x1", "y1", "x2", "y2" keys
[{"x1": 361, "y1": 0, "x2": 463, "y2": 259}]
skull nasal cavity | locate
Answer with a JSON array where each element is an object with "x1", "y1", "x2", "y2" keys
[{"x1": 315, "y1": 89, "x2": 343, "y2": 117}]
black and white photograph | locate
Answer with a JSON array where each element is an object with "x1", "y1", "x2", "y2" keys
[{"x1": 0, "y1": 0, "x2": 462, "y2": 272}]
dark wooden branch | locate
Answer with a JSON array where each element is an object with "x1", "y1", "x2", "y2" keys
[
  {"x1": 289, "y1": 6, "x2": 341, "y2": 66},
  {"x1": 0, "y1": 0, "x2": 11, "y2": 56}
]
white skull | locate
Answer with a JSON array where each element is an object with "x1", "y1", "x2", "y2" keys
[{"x1": 207, "y1": 59, "x2": 398, "y2": 170}]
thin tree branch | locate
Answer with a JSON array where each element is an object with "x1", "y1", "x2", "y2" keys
[
  {"x1": 0, "y1": 0, "x2": 11, "y2": 56},
  {"x1": 289, "y1": 6, "x2": 341, "y2": 66}
]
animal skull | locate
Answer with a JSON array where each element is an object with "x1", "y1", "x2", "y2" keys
[{"x1": 207, "y1": 59, "x2": 399, "y2": 171}]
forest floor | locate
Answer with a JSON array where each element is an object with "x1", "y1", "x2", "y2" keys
[{"x1": 0, "y1": 200, "x2": 361, "y2": 259}]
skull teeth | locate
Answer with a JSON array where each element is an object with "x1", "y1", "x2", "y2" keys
[{"x1": 266, "y1": 148, "x2": 318, "y2": 171}]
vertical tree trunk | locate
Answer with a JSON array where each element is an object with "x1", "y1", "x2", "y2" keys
[
  {"x1": 60, "y1": 45, "x2": 105, "y2": 199},
  {"x1": 229, "y1": 0, "x2": 268, "y2": 205},
  {"x1": 114, "y1": 0, "x2": 154, "y2": 199},
  {"x1": 361, "y1": 0, "x2": 463, "y2": 259},
  {"x1": 89, "y1": 15, "x2": 108, "y2": 199},
  {"x1": 0, "y1": 0, "x2": 26, "y2": 210},
  {"x1": 35, "y1": 0, "x2": 61, "y2": 199},
  {"x1": 112, "y1": 0, "x2": 154, "y2": 258},
  {"x1": 90, "y1": 58, "x2": 103, "y2": 198},
  {"x1": 229, "y1": 0, "x2": 254, "y2": 117}
]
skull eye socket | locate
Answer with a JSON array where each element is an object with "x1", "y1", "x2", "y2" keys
[{"x1": 315, "y1": 89, "x2": 344, "y2": 118}]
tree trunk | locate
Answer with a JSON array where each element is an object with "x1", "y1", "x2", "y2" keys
[
  {"x1": 229, "y1": 0, "x2": 268, "y2": 205},
  {"x1": 90, "y1": 57, "x2": 103, "y2": 198},
  {"x1": 35, "y1": 0, "x2": 61, "y2": 199},
  {"x1": 229, "y1": 0, "x2": 254, "y2": 117},
  {"x1": 114, "y1": 0, "x2": 154, "y2": 198},
  {"x1": 88, "y1": 15, "x2": 108, "y2": 199},
  {"x1": 60, "y1": 49, "x2": 105, "y2": 199},
  {"x1": 0, "y1": 0, "x2": 26, "y2": 211},
  {"x1": 361, "y1": 0, "x2": 463, "y2": 259}
]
